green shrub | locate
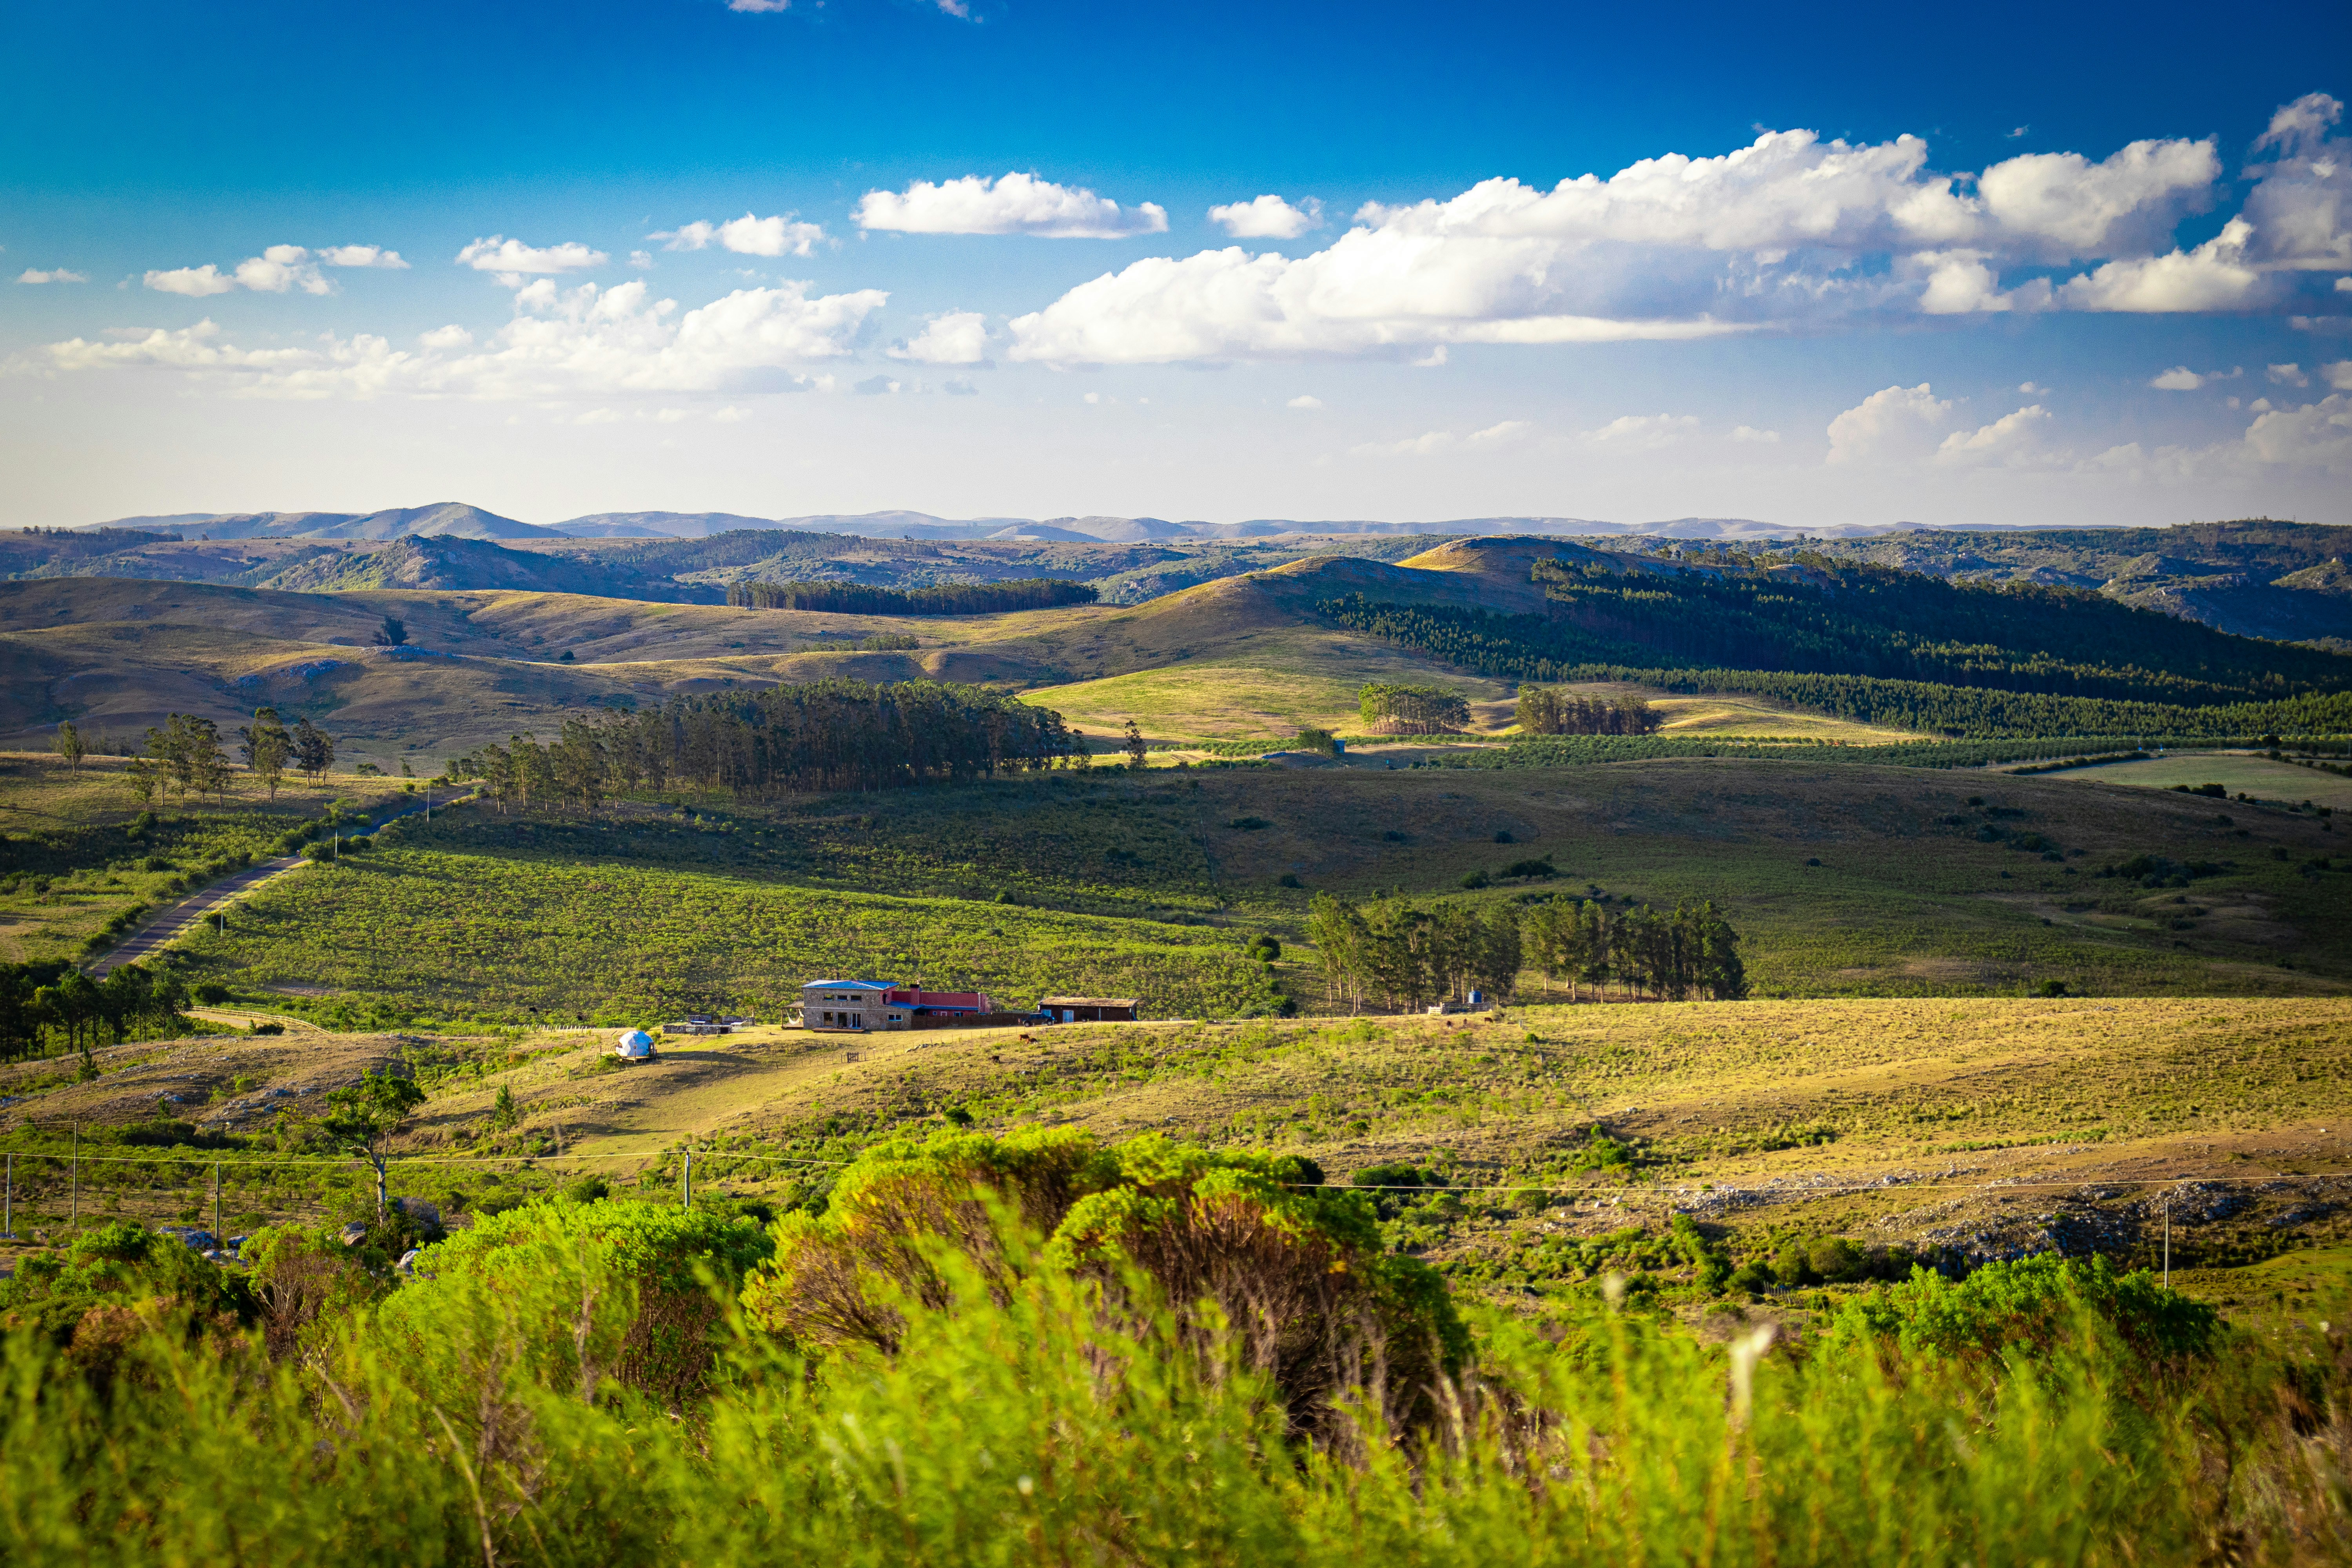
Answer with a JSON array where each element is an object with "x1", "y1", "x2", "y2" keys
[
  {"x1": 1827, "y1": 1253, "x2": 2219, "y2": 1363},
  {"x1": 375, "y1": 1198, "x2": 772, "y2": 1408},
  {"x1": 748, "y1": 1129, "x2": 1463, "y2": 1436}
]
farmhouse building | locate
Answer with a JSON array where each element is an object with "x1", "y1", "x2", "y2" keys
[
  {"x1": 799, "y1": 980, "x2": 910, "y2": 1033},
  {"x1": 1039, "y1": 996, "x2": 1140, "y2": 1023},
  {"x1": 797, "y1": 981, "x2": 1008, "y2": 1032}
]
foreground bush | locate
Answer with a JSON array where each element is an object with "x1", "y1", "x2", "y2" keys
[
  {"x1": 746, "y1": 1129, "x2": 1464, "y2": 1435},
  {"x1": 0, "y1": 1140, "x2": 2345, "y2": 1564}
]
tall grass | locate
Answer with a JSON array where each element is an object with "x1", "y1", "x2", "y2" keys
[{"x1": 1, "y1": 1139, "x2": 2347, "y2": 1564}]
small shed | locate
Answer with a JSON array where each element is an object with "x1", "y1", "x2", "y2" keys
[
  {"x1": 1039, "y1": 996, "x2": 1141, "y2": 1024},
  {"x1": 615, "y1": 1028, "x2": 657, "y2": 1060}
]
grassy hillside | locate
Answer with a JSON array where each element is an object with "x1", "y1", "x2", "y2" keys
[
  {"x1": 6, "y1": 994, "x2": 2347, "y2": 1293},
  {"x1": 9, "y1": 526, "x2": 2349, "y2": 767},
  {"x1": 0, "y1": 755, "x2": 410, "y2": 964},
  {"x1": 120, "y1": 756, "x2": 2350, "y2": 1031},
  {"x1": 260, "y1": 534, "x2": 714, "y2": 602}
]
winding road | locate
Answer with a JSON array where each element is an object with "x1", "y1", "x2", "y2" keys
[{"x1": 85, "y1": 791, "x2": 465, "y2": 977}]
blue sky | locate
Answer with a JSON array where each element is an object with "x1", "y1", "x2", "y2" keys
[{"x1": 2, "y1": 0, "x2": 2347, "y2": 528}]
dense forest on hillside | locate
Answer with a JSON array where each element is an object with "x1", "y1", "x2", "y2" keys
[
  {"x1": 450, "y1": 679, "x2": 1080, "y2": 801},
  {"x1": 1513, "y1": 557, "x2": 2348, "y2": 701},
  {"x1": 725, "y1": 577, "x2": 1098, "y2": 615},
  {"x1": 1317, "y1": 596, "x2": 2352, "y2": 738},
  {"x1": 1829, "y1": 519, "x2": 2352, "y2": 580}
]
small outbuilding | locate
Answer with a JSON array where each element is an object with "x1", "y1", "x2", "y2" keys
[
  {"x1": 1038, "y1": 996, "x2": 1141, "y2": 1024},
  {"x1": 615, "y1": 1028, "x2": 657, "y2": 1059}
]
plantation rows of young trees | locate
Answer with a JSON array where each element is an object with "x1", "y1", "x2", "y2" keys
[
  {"x1": 1358, "y1": 683, "x2": 1472, "y2": 734},
  {"x1": 724, "y1": 577, "x2": 1098, "y2": 615},
  {"x1": 1318, "y1": 595, "x2": 2352, "y2": 739},
  {"x1": 1514, "y1": 687, "x2": 1660, "y2": 735},
  {"x1": 1304, "y1": 891, "x2": 1745, "y2": 1013},
  {"x1": 0, "y1": 960, "x2": 187, "y2": 1061},
  {"x1": 449, "y1": 679, "x2": 1082, "y2": 808}
]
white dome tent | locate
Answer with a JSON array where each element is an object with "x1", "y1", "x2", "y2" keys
[{"x1": 613, "y1": 1029, "x2": 657, "y2": 1060}]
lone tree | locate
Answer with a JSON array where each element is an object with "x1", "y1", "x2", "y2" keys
[
  {"x1": 374, "y1": 614, "x2": 407, "y2": 648},
  {"x1": 318, "y1": 1069, "x2": 426, "y2": 1217},
  {"x1": 52, "y1": 720, "x2": 87, "y2": 773},
  {"x1": 1123, "y1": 719, "x2": 1149, "y2": 770},
  {"x1": 239, "y1": 707, "x2": 292, "y2": 799},
  {"x1": 292, "y1": 717, "x2": 336, "y2": 784}
]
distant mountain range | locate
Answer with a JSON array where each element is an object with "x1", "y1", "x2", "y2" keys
[
  {"x1": 62, "y1": 504, "x2": 1953, "y2": 545},
  {"x1": 5, "y1": 509, "x2": 2343, "y2": 647}
]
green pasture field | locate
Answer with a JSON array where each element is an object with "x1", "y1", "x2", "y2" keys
[
  {"x1": 1175, "y1": 757, "x2": 2351, "y2": 998},
  {"x1": 0, "y1": 754, "x2": 408, "y2": 964},
  {"x1": 175, "y1": 838, "x2": 1281, "y2": 1028},
  {"x1": 2036, "y1": 750, "x2": 2352, "y2": 810},
  {"x1": 140, "y1": 753, "x2": 2352, "y2": 1027}
]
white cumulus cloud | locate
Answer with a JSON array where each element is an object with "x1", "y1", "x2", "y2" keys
[
  {"x1": 1826, "y1": 383, "x2": 1953, "y2": 465},
  {"x1": 235, "y1": 245, "x2": 334, "y2": 295},
  {"x1": 2150, "y1": 366, "x2": 2206, "y2": 390},
  {"x1": 1581, "y1": 413, "x2": 1699, "y2": 450},
  {"x1": 1005, "y1": 244, "x2": 1748, "y2": 365},
  {"x1": 143, "y1": 265, "x2": 238, "y2": 297},
  {"x1": 996, "y1": 100, "x2": 2343, "y2": 366},
  {"x1": 854, "y1": 172, "x2": 1169, "y2": 238},
  {"x1": 456, "y1": 237, "x2": 609, "y2": 277},
  {"x1": 25, "y1": 277, "x2": 886, "y2": 401},
  {"x1": 316, "y1": 245, "x2": 408, "y2": 269},
  {"x1": 887, "y1": 310, "x2": 990, "y2": 365},
  {"x1": 2241, "y1": 392, "x2": 2352, "y2": 468},
  {"x1": 1937, "y1": 403, "x2": 2051, "y2": 465},
  {"x1": 1353, "y1": 419, "x2": 1531, "y2": 457},
  {"x1": 652, "y1": 213, "x2": 828, "y2": 258},
  {"x1": 16, "y1": 268, "x2": 87, "y2": 284},
  {"x1": 2240, "y1": 93, "x2": 2351, "y2": 273},
  {"x1": 2056, "y1": 218, "x2": 2265, "y2": 312},
  {"x1": 1287, "y1": 394, "x2": 1323, "y2": 409},
  {"x1": 1209, "y1": 196, "x2": 1323, "y2": 239},
  {"x1": 143, "y1": 244, "x2": 408, "y2": 298}
]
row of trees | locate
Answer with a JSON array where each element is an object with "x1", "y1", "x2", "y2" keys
[
  {"x1": 1317, "y1": 595, "x2": 2352, "y2": 739},
  {"x1": 1519, "y1": 896, "x2": 1746, "y2": 1002},
  {"x1": 0, "y1": 960, "x2": 188, "y2": 1061},
  {"x1": 1358, "y1": 683, "x2": 1471, "y2": 735},
  {"x1": 1305, "y1": 891, "x2": 1746, "y2": 1013},
  {"x1": 450, "y1": 680, "x2": 1082, "y2": 808},
  {"x1": 118, "y1": 709, "x2": 334, "y2": 804},
  {"x1": 1514, "y1": 688, "x2": 1660, "y2": 736},
  {"x1": 724, "y1": 577, "x2": 1098, "y2": 615}
]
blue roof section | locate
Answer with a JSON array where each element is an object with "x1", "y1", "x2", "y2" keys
[{"x1": 801, "y1": 979, "x2": 897, "y2": 991}]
